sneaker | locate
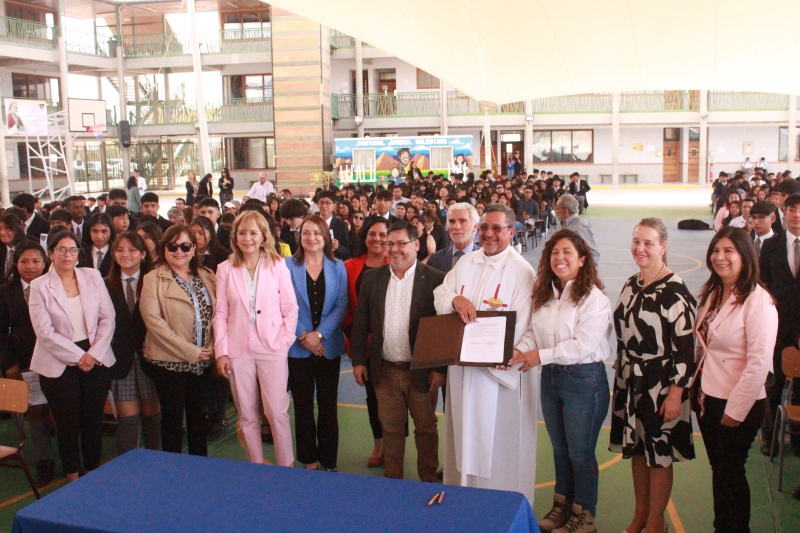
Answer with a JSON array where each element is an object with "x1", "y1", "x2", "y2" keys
[
  {"x1": 552, "y1": 504, "x2": 596, "y2": 533},
  {"x1": 538, "y1": 494, "x2": 572, "y2": 532}
]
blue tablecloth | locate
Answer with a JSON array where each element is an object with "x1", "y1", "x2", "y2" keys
[{"x1": 13, "y1": 449, "x2": 539, "y2": 533}]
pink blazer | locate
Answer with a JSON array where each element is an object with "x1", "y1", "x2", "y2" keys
[
  {"x1": 695, "y1": 284, "x2": 777, "y2": 422},
  {"x1": 213, "y1": 257, "x2": 298, "y2": 358},
  {"x1": 28, "y1": 268, "x2": 116, "y2": 378}
]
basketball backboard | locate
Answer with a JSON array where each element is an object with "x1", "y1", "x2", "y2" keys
[{"x1": 68, "y1": 98, "x2": 108, "y2": 133}]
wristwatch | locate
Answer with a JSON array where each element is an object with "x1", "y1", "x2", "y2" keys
[{"x1": 317, "y1": 331, "x2": 324, "y2": 341}]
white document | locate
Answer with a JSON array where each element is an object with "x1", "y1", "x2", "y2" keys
[
  {"x1": 21, "y1": 371, "x2": 48, "y2": 406},
  {"x1": 459, "y1": 316, "x2": 507, "y2": 364}
]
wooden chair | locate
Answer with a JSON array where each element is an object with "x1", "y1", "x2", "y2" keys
[
  {"x1": 770, "y1": 347, "x2": 800, "y2": 491},
  {"x1": 0, "y1": 378, "x2": 41, "y2": 499}
]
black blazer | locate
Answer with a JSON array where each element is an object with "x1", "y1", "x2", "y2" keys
[
  {"x1": 329, "y1": 216, "x2": 351, "y2": 261},
  {"x1": 759, "y1": 231, "x2": 800, "y2": 353},
  {"x1": 25, "y1": 213, "x2": 49, "y2": 240},
  {"x1": 185, "y1": 181, "x2": 198, "y2": 205},
  {"x1": 200, "y1": 245, "x2": 230, "y2": 273},
  {"x1": 281, "y1": 224, "x2": 300, "y2": 256},
  {"x1": 78, "y1": 244, "x2": 112, "y2": 278},
  {"x1": 351, "y1": 262, "x2": 446, "y2": 393},
  {"x1": 427, "y1": 245, "x2": 455, "y2": 274},
  {"x1": 569, "y1": 179, "x2": 591, "y2": 206},
  {"x1": 198, "y1": 179, "x2": 213, "y2": 198},
  {"x1": 105, "y1": 278, "x2": 147, "y2": 380},
  {"x1": 0, "y1": 236, "x2": 38, "y2": 286},
  {"x1": 155, "y1": 215, "x2": 173, "y2": 233},
  {"x1": 216, "y1": 225, "x2": 231, "y2": 250},
  {"x1": 0, "y1": 281, "x2": 36, "y2": 372},
  {"x1": 772, "y1": 210, "x2": 784, "y2": 237}
]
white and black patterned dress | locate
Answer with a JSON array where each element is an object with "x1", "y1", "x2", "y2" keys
[{"x1": 609, "y1": 273, "x2": 697, "y2": 467}]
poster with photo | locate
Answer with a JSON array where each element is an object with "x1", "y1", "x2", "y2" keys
[{"x1": 5, "y1": 98, "x2": 48, "y2": 136}]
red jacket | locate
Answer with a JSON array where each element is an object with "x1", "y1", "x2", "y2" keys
[{"x1": 343, "y1": 253, "x2": 388, "y2": 356}]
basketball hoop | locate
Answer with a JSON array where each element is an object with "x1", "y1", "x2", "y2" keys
[{"x1": 86, "y1": 124, "x2": 106, "y2": 133}]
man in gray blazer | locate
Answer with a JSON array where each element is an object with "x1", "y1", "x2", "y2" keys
[
  {"x1": 555, "y1": 194, "x2": 600, "y2": 263},
  {"x1": 427, "y1": 202, "x2": 481, "y2": 274},
  {"x1": 351, "y1": 220, "x2": 445, "y2": 482}
]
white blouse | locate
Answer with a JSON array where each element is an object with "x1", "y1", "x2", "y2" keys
[
  {"x1": 245, "y1": 256, "x2": 262, "y2": 326},
  {"x1": 515, "y1": 281, "x2": 615, "y2": 366},
  {"x1": 66, "y1": 295, "x2": 89, "y2": 342}
]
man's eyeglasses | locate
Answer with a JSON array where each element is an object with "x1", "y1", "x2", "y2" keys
[
  {"x1": 55, "y1": 246, "x2": 80, "y2": 256},
  {"x1": 478, "y1": 225, "x2": 511, "y2": 234},
  {"x1": 385, "y1": 240, "x2": 414, "y2": 249},
  {"x1": 165, "y1": 242, "x2": 194, "y2": 253}
]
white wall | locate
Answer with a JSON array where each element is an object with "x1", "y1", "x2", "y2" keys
[
  {"x1": 331, "y1": 57, "x2": 454, "y2": 95},
  {"x1": 708, "y1": 125, "x2": 781, "y2": 176}
]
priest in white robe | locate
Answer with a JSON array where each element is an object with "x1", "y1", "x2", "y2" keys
[{"x1": 433, "y1": 203, "x2": 539, "y2": 503}]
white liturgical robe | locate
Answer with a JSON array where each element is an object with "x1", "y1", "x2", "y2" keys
[{"x1": 433, "y1": 245, "x2": 538, "y2": 503}]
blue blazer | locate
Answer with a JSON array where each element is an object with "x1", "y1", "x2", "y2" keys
[{"x1": 287, "y1": 256, "x2": 348, "y2": 359}]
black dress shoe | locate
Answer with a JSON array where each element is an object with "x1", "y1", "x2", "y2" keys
[
  {"x1": 760, "y1": 438, "x2": 773, "y2": 456},
  {"x1": 207, "y1": 419, "x2": 228, "y2": 441},
  {"x1": 33, "y1": 460, "x2": 54, "y2": 488}
]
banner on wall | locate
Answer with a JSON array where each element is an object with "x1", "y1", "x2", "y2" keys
[
  {"x1": 4, "y1": 98, "x2": 48, "y2": 137},
  {"x1": 334, "y1": 135, "x2": 473, "y2": 184}
]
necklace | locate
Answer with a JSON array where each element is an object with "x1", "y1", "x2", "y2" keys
[{"x1": 637, "y1": 263, "x2": 666, "y2": 288}]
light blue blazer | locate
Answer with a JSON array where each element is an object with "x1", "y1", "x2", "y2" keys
[{"x1": 286, "y1": 256, "x2": 348, "y2": 359}]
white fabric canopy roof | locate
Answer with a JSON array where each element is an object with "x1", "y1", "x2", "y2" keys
[{"x1": 267, "y1": 0, "x2": 800, "y2": 105}]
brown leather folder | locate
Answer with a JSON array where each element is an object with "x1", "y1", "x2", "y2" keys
[{"x1": 410, "y1": 311, "x2": 517, "y2": 369}]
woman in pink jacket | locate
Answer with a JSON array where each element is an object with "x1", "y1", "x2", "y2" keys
[
  {"x1": 213, "y1": 211, "x2": 298, "y2": 466},
  {"x1": 694, "y1": 226, "x2": 778, "y2": 533}
]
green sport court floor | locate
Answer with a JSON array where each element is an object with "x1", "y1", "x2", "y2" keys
[{"x1": 1, "y1": 205, "x2": 799, "y2": 533}]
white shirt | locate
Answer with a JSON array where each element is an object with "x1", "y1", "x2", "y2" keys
[
  {"x1": 246, "y1": 180, "x2": 274, "y2": 202},
  {"x1": 121, "y1": 271, "x2": 140, "y2": 306},
  {"x1": 729, "y1": 216, "x2": 747, "y2": 229},
  {"x1": 787, "y1": 229, "x2": 800, "y2": 277},
  {"x1": 92, "y1": 245, "x2": 109, "y2": 269},
  {"x1": 245, "y1": 256, "x2": 262, "y2": 326},
  {"x1": 516, "y1": 282, "x2": 615, "y2": 366},
  {"x1": 71, "y1": 220, "x2": 83, "y2": 237},
  {"x1": 66, "y1": 295, "x2": 89, "y2": 342},
  {"x1": 137, "y1": 176, "x2": 147, "y2": 193},
  {"x1": 24, "y1": 213, "x2": 34, "y2": 231},
  {"x1": 382, "y1": 261, "x2": 417, "y2": 362},
  {"x1": 755, "y1": 229, "x2": 774, "y2": 247}
]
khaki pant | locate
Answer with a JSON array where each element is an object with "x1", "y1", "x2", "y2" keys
[{"x1": 374, "y1": 364, "x2": 439, "y2": 482}]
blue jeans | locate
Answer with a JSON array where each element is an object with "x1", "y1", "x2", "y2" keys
[{"x1": 540, "y1": 362, "x2": 610, "y2": 516}]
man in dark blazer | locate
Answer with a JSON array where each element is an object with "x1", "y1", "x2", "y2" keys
[
  {"x1": 140, "y1": 192, "x2": 174, "y2": 233},
  {"x1": 315, "y1": 190, "x2": 350, "y2": 260},
  {"x1": 198, "y1": 197, "x2": 230, "y2": 250},
  {"x1": 759, "y1": 192, "x2": 800, "y2": 456},
  {"x1": 427, "y1": 202, "x2": 480, "y2": 274},
  {"x1": 12, "y1": 193, "x2": 49, "y2": 240},
  {"x1": 351, "y1": 220, "x2": 445, "y2": 483},
  {"x1": 568, "y1": 172, "x2": 591, "y2": 213},
  {"x1": 279, "y1": 199, "x2": 308, "y2": 256}
]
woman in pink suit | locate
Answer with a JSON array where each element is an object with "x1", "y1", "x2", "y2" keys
[
  {"x1": 694, "y1": 226, "x2": 778, "y2": 533},
  {"x1": 213, "y1": 211, "x2": 299, "y2": 465},
  {"x1": 28, "y1": 229, "x2": 116, "y2": 482}
]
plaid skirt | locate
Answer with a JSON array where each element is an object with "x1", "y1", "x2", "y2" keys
[{"x1": 112, "y1": 353, "x2": 158, "y2": 402}]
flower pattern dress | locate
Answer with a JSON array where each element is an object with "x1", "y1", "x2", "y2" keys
[{"x1": 609, "y1": 273, "x2": 697, "y2": 467}]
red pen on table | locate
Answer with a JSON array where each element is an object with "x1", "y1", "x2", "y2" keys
[
  {"x1": 427, "y1": 492, "x2": 441, "y2": 506},
  {"x1": 438, "y1": 491, "x2": 444, "y2": 504}
]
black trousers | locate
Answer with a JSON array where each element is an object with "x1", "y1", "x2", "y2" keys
[
  {"x1": 365, "y1": 378, "x2": 382, "y2": 440},
  {"x1": 288, "y1": 356, "x2": 340, "y2": 469},
  {"x1": 39, "y1": 349, "x2": 112, "y2": 474},
  {"x1": 145, "y1": 362, "x2": 210, "y2": 456},
  {"x1": 698, "y1": 395, "x2": 765, "y2": 533},
  {"x1": 762, "y1": 346, "x2": 800, "y2": 447},
  {"x1": 205, "y1": 373, "x2": 231, "y2": 424}
]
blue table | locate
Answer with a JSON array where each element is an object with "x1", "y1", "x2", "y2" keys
[{"x1": 13, "y1": 449, "x2": 539, "y2": 533}]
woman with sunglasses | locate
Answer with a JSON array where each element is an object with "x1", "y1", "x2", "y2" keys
[
  {"x1": 348, "y1": 211, "x2": 365, "y2": 257},
  {"x1": 139, "y1": 224, "x2": 216, "y2": 456},
  {"x1": 29, "y1": 230, "x2": 116, "y2": 482}
]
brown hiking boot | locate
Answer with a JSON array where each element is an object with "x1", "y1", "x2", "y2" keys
[
  {"x1": 538, "y1": 493, "x2": 572, "y2": 532},
  {"x1": 552, "y1": 503, "x2": 596, "y2": 533}
]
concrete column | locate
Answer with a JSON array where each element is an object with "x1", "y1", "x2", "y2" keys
[
  {"x1": 496, "y1": 126, "x2": 501, "y2": 175},
  {"x1": 57, "y1": 33, "x2": 75, "y2": 195},
  {"x1": 116, "y1": 44, "x2": 130, "y2": 178},
  {"x1": 483, "y1": 108, "x2": 490, "y2": 170},
  {"x1": 0, "y1": 109, "x2": 9, "y2": 206},
  {"x1": 355, "y1": 39, "x2": 364, "y2": 137},
  {"x1": 164, "y1": 70, "x2": 171, "y2": 123},
  {"x1": 524, "y1": 100, "x2": 533, "y2": 174},
  {"x1": 789, "y1": 94, "x2": 797, "y2": 176},
  {"x1": 187, "y1": 0, "x2": 212, "y2": 176},
  {"x1": 611, "y1": 91, "x2": 620, "y2": 188},
  {"x1": 699, "y1": 89, "x2": 708, "y2": 185},
  {"x1": 440, "y1": 83, "x2": 448, "y2": 135}
]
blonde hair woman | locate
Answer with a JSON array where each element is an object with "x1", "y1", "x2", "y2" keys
[
  {"x1": 212, "y1": 211, "x2": 299, "y2": 465},
  {"x1": 185, "y1": 170, "x2": 199, "y2": 205}
]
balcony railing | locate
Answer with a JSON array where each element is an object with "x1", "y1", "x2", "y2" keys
[
  {"x1": 122, "y1": 29, "x2": 271, "y2": 58},
  {"x1": 114, "y1": 98, "x2": 273, "y2": 126},
  {"x1": 620, "y1": 90, "x2": 699, "y2": 112},
  {"x1": 708, "y1": 91, "x2": 789, "y2": 111},
  {"x1": 0, "y1": 16, "x2": 56, "y2": 49},
  {"x1": 530, "y1": 93, "x2": 612, "y2": 114},
  {"x1": 65, "y1": 28, "x2": 117, "y2": 57}
]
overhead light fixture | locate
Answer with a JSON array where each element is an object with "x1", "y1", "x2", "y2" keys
[
  {"x1": 354, "y1": 116, "x2": 364, "y2": 125},
  {"x1": 525, "y1": 115, "x2": 534, "y2": 122}
]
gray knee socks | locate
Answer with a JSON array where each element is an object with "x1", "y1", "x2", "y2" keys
[{"x1": 116, "y1": 414, "x2": 141, "y2": 456}]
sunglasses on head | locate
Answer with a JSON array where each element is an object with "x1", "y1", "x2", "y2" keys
[{"x1": 165, "y1": 242, "x2": 193, "y2": 253}]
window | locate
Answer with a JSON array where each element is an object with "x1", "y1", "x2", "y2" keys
[
  {"x1": 532, "y1": 130, "x2": 594, "y2": 163},
  {"x1": 227, "y1": 74, "x2": 272, "y2": 100},
  {"x1": 12, "y1": 73, "x2": 60, "y2": 102},
  {"x1": 5, "y1": 1, "x2": 56, "y2": 24},
  {"x1": 779, "y1": 127, "x2": 800, "y2": 161},
  {"x1": 227, "y1": 137, "x2": 275, "y2": 169},
  {"x1": 417, "y1": 69, "x2": 440, "y2": 90},
  {"x1": 222, "y1": 11, "x2": 270, "y2": 39}
]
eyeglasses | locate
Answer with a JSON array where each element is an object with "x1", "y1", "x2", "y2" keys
[
  {"x1": 165, "y1": 242, "x2": 194, "y2": 253},
  {"x1": 478, "y1": 225, "x2": 511, "y2": 234},
  {"x1": 55, "y1": 246, "x2": 80, "y2": 256},
  {"x1": 750, "y1": 215, "x2": 769, "y2": 221},
  {"x1": 385, "y1": 240, "x2": 414, "y2": 249}
]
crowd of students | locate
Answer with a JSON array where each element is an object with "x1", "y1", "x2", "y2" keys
[{"x1": 0, "y1": 165, "x2": 797, "y2": 533}]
